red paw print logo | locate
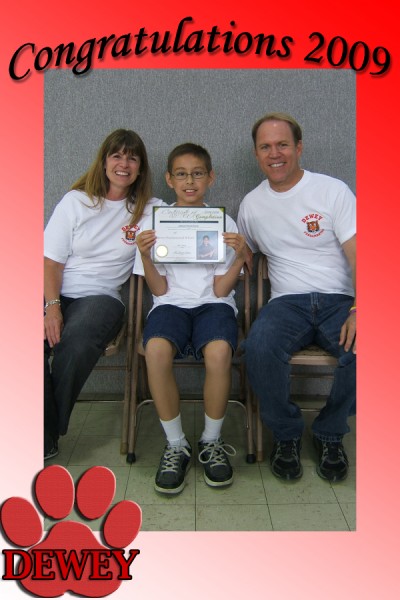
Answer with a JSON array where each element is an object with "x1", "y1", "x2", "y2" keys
[{"x1": 1, "y1": 465, "x2": 142, "y2": 597}]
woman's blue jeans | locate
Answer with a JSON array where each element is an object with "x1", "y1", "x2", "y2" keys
[
  {"x1": 242, "y1": 293, "x2": 356, "y2": 443},
  {"x1": 44, "y1": 295, "x2": 124, "y2": 453}
]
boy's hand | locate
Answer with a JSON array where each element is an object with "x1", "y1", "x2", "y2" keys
[
  {"x1": 136, "y1": 229, "x2": 156, "y2": 259},
  {"x1": 223, "y1": 233, "x2": 247, "y2": 261}
]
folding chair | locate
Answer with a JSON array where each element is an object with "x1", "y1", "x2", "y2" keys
[
  {"x1": 254, "y1": 254, "x2": 338, "y2": 461},
  {"x1": 124, "y1": 269, "x2": 256, "y2": 464}
]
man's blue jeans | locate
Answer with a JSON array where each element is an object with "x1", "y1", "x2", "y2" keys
[
  {"x1": 242, "y1": 293, "x2": 356, "y2": 443},
  {"x1": 44, "y1": 295, "x2": 124, "y2": 453}
]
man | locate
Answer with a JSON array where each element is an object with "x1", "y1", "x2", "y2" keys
[{"x1": 237, "y1": 112, "x2": 356, "y2": 482}]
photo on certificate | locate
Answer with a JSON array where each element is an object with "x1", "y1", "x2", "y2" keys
[
  {"x1": 152, "y1": 206, "x2": 226, "y2": 263},
  {"x1": 196, "y1": 231, "x2": 218, "y2": 261}
]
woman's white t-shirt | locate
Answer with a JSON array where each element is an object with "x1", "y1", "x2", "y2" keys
[{"x1": 44, "y1": 190, "x2": 164, "y2": 300}]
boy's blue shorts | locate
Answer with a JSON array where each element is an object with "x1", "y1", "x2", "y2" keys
[{"x1": 143, "y1": 303, "x2": 238, "y2": 359}]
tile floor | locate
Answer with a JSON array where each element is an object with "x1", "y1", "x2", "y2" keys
[{"x1": 46, "y1": 398, "x2": 356, "y2": 532}]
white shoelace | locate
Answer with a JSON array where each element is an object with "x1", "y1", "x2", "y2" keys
[
  {"x1": 159, "y1": 445, "x2": 191, "y2": 473},
  {"x1": 198, "y1": 440, "x2": 236, "y2": 466}
]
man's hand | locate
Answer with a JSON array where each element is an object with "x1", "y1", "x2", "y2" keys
[{"x1": 339, "y1": 312, "x2": 356, "y2": 353}]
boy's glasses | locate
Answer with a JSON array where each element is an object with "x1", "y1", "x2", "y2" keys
[{"x1": 171, "y1": 170, "x2": 208, "y2": 180}]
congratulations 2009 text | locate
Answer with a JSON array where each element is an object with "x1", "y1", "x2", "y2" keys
[{"x1": 9, "y1": 16, "x2": 391, "y2": 81}]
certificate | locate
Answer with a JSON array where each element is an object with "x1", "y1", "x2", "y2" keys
[{"x1": 152, "y1": 206, "x2": 226, "y2": 263}]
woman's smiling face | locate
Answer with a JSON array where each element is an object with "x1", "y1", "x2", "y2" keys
[{"x1": 105, "y1": 149, "x2": 141, "y2": 199}]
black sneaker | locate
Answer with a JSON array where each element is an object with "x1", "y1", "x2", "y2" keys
[
  {"x1": 198, "y1": 438, "x2": 236, "y2": 487},
  {"x1": 154, "y1": 443, "x2": 192, "y2": 494},
  {"x1": 44, "y1": 442, "x2": 59, "y2": 461},
  {"x1": 313, "y1": 436, "x2": 349, "y2": 482},
  {"x1": 270, "y1": 439, "x2": 303, "y2": 480}
]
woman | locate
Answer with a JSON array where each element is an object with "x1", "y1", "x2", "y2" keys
[{"x1": 44, "y1": 129, "x2": 163, "y2": 460}]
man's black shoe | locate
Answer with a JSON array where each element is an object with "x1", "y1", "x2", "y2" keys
[
  {"x1": 313, "y1": 436, "x2": 349, "y2": 482},
  {"x1": 270, "y1": 438, "x2": 303, "y2": 480}
]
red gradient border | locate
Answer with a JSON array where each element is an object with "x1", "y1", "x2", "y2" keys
[{"x1": 1, "y1": 1, "x2": 399, "y2": 599}]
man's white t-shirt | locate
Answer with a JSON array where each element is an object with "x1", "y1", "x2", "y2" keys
[{"x1": 237, "y1": 170, "x2": 356, "y2": 299}]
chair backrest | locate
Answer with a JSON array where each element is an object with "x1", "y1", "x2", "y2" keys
[{"x1": 256, "y1": 254, "x2": 338, "y2": 367}]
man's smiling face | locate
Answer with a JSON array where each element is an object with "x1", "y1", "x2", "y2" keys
[{"x1": 254, "y1": 120, "x2": 303, "y2": 192}]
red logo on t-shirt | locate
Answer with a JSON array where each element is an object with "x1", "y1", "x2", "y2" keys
[
  {"x1": 121, "y1": 224, "x2": 140, "y2": 245},
  {"x1": 301, "y1": 213, "x2": 325, "y2": 238}
]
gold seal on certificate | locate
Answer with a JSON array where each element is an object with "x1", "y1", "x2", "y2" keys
[{"x1": 156, "y1": 244, "x2": 168, "y2": 258}]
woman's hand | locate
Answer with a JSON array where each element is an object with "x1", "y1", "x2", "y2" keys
[
  {"x1": 44, "y1": 305, "x2": 64, "y2": 347},
  {"x1": 44, "y1": 257, "x2": 65, "y2": 347}
]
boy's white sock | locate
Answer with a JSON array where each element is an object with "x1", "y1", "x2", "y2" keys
[
  {"x1": 200, "y1": 414, "x2": 225, "y2": 442},
  {"x1": 160, "y1": 414, "x2": 190, "y2": 448}
]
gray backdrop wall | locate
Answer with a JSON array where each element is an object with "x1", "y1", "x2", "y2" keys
[{"x1": 44, "y1": 69, "x2": 356, "y2": 396}]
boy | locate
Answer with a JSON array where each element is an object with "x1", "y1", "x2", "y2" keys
[{"x1": 134, "y1": 143, "x2": 246, "y2": 494}]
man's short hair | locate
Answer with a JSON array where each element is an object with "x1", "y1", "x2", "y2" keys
[{"x1": 251, "y1": 112, "x2": 303, "y2": 146}]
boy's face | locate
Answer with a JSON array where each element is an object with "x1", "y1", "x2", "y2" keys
[{"x1": 165, "y1": 154, "x2": 214, "y2": 206}]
